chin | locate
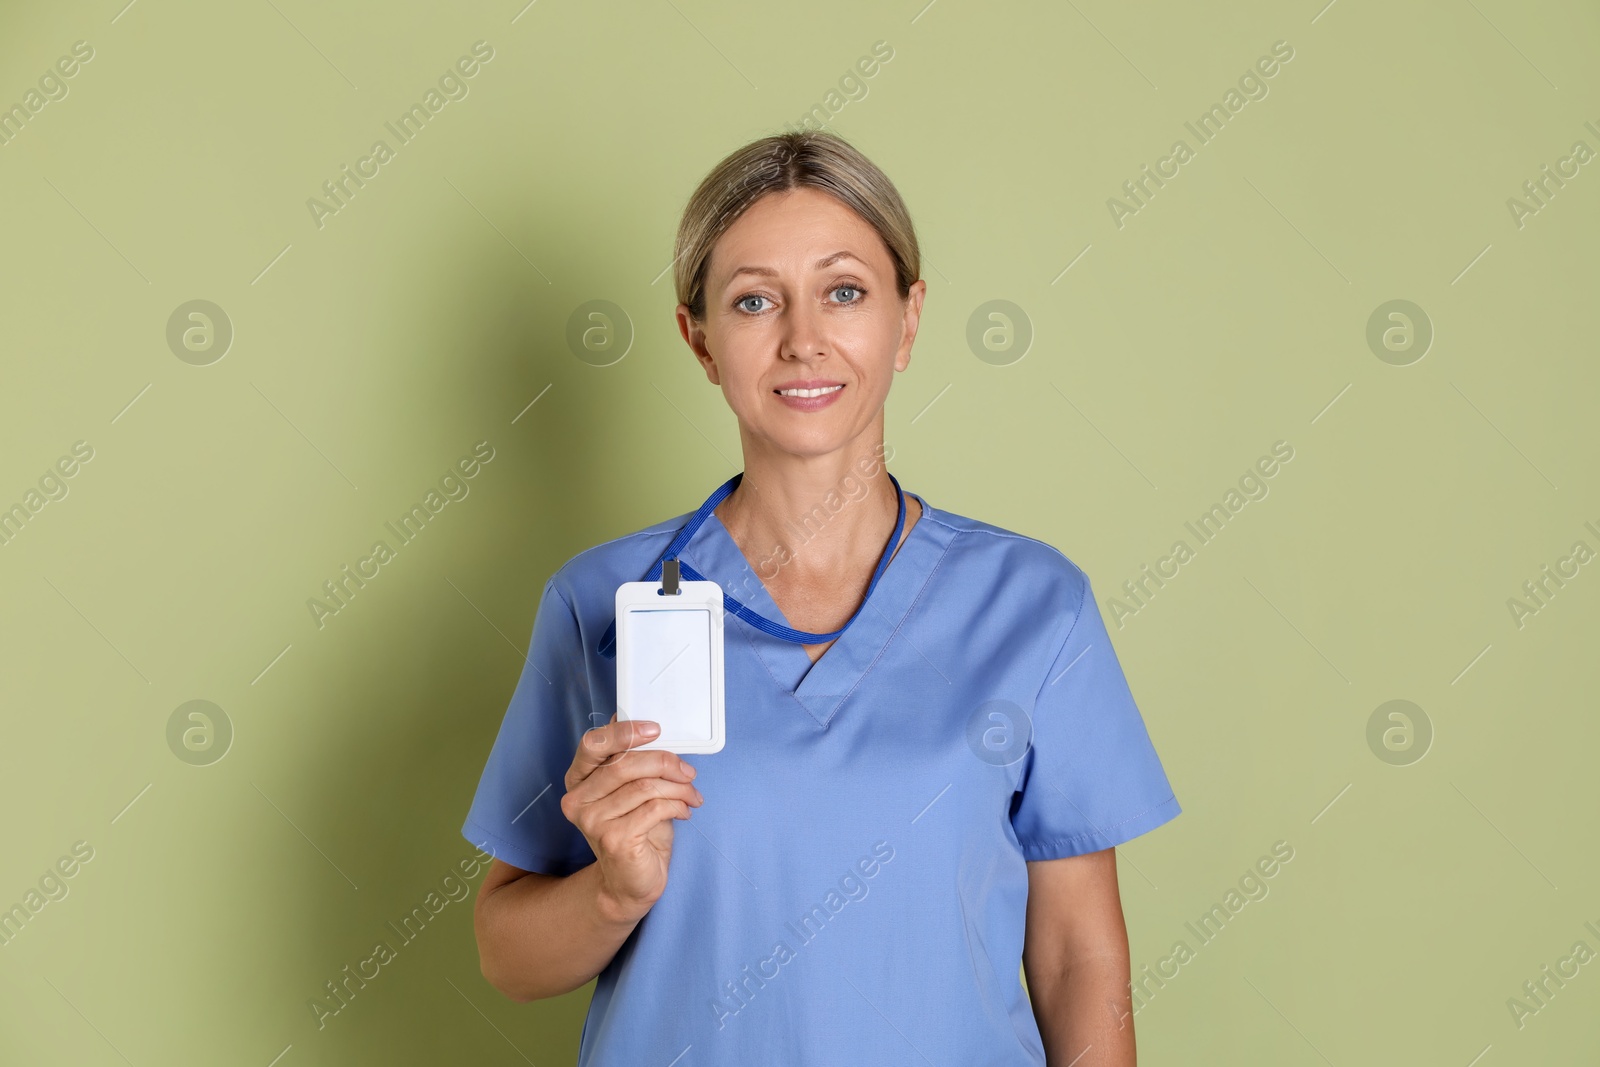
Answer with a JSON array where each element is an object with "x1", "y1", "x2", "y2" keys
[
  {"x1": 774, "y1": 437, "x2": 848, "y2": 460},
  {"x1": 756, "y1": 425, "x2": 850, "y2": 458}
]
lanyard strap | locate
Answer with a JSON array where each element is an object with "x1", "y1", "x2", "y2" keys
[{"x1": 597, "y1": 471, "x2": 907, "y2": 658}]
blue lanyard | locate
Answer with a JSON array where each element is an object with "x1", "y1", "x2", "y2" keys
[{"x1": 597, "y1": 471, "x2": 907, "y2": 658}]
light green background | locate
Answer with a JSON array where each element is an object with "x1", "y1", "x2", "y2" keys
[{"x1": 2, "y1": 0, "x2": 1597, "y2": 1063}]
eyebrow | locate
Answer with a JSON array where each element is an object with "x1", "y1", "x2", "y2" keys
[{"x1": 722, "y1": 250, "x2": 865, "y2": 284}]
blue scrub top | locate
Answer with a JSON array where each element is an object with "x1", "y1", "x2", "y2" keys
[{"x1": 462, "y1": 489, "x2": 1181, "y2": 1066}]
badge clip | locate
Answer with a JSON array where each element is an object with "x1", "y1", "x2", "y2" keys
[{"x1": 661, "y1": 558, "x2": 680, "y2": 596}]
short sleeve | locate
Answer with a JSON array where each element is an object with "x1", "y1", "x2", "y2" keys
[
  {"x1": 1010, "y1": 568, "x2": 1181, "y2": 861},
  {"x1": 461, "y1": 578, "x2": 598, "y2": 876}
]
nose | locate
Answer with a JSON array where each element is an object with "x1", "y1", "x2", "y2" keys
[{"x1": 779, "y1": 295, "x2": 827, "y2": 363}]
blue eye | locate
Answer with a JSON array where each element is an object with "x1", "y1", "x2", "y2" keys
[
  {"x1": 737, "y1": 295, "x2": 769, "y2": 313},
  {"x1": 833, "y1": 285, "x2": 864, "y2": 303}
]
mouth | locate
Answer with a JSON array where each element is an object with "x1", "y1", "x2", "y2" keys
[
  {"x1": 773, "y1": 383, "x2": 845, "y2": 398},
  {"x1": 772, "y1": 381, "x2": 846, "y2": 411}
]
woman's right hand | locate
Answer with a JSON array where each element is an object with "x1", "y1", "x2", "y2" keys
[{"x1": 560, "y1": 715, "x2": 704, "y2": 923}]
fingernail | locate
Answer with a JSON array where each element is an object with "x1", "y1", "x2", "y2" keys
[
  {"x1": 680, "y1": 761, "x2": 695, "y2": 777},
  {"x1": 641, "y1": 722, "x2": 660, "y2": 735}
]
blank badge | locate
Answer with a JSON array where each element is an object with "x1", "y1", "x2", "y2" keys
[{"x1": 614, "y1": 561, "x2": 725, "y2": 754}]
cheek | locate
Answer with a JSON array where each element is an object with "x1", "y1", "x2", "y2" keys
[
  {"x1": 715, "y1": 349, "x2": 764, "y2": 393},
  {"x1": 853, "y1": 320, "x2": 905, "y2": 386},
  {"x1": 710, "y1": 354, "x2": 769, "y2": 415}
]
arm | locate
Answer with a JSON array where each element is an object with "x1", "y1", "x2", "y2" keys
[
  {"x1": 472, "y1": 858, "x2": 646, "y2": 1002},
  {"x1": 471, "y1": 718, "x2": 703, "y2": 1002},
  {"x1": 1023, "y1": 847, "x2": 1137, "y2": 1066}
]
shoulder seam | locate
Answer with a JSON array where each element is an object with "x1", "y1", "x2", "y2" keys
[
  {"x1": 546, "y1": 576, "x2": 577, "y2": 619},
  {"x1": 931, "y1": 513, "x2": 1091, "y2": 698},
  {"x1": 920, "y1": 509, "x2": 1082, "y2": 569},
  {"x1": 1029, "y1": 560, "x2": 1093, "y2": 710},
  {"x1": 539, "y1": 575, "x2": 595, "y2": 720},
  {"x1": 551, "y1": 519, "x2": 687, "y2": 584}
]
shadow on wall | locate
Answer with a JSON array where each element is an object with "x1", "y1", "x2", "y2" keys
[{"x1": 290, "y1": 202, "x2": 637, "y2": 1064}]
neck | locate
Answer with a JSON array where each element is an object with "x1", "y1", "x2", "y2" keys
[{"x1": 716, "y1": 416, "x2": 908, "y2": 577}]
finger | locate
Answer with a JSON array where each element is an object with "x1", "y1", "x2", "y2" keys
[
  {"x1": 568, "y1": 748, "x2": 696, "y2": 809},
  {"x1": 596, "y1": 796, "x2": 694, "y2": 855},
  {"x1": 568, "y1": 719, "x2": 661, "y2": 785},
  {"x1": 579, "y1": 776, "x2": 703, "y2": 831}
]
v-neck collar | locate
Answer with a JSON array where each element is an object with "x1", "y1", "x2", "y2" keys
[{"x1": 675, "y1": 491, "x2": 952, "y2": 729}]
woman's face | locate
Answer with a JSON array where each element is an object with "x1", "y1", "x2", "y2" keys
[{"x1": 678, "y1": 186, "x2": 926, "y2": 461}]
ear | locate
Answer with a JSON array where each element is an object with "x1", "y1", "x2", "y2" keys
[
  {"x1": 894, "y1": 279, "x2": 927, "y2": 373},
  {"x1": 677, "y1": 305, "x2": 720, "y2": 385}
]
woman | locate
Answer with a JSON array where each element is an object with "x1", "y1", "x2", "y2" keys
[{"x1": 463, "y1": 131, "x2": 1181, "y2": 1066}]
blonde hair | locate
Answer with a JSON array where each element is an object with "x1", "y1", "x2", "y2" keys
[{"x1": 673, "y1": 130, "x2": 920, "y2": 322}]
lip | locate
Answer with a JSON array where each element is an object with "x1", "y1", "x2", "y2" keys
[{"x1": 772, "y1": 380, "x2": 846, "y2": 412}]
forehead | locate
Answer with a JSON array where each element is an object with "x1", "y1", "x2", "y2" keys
[{"x1": 707, "y1": 187, "x2": 890, "y2": 282}]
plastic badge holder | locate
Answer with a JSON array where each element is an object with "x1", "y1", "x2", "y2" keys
[{"x1": 614, "y1": 566, "x2": 725, "y2": 754}]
